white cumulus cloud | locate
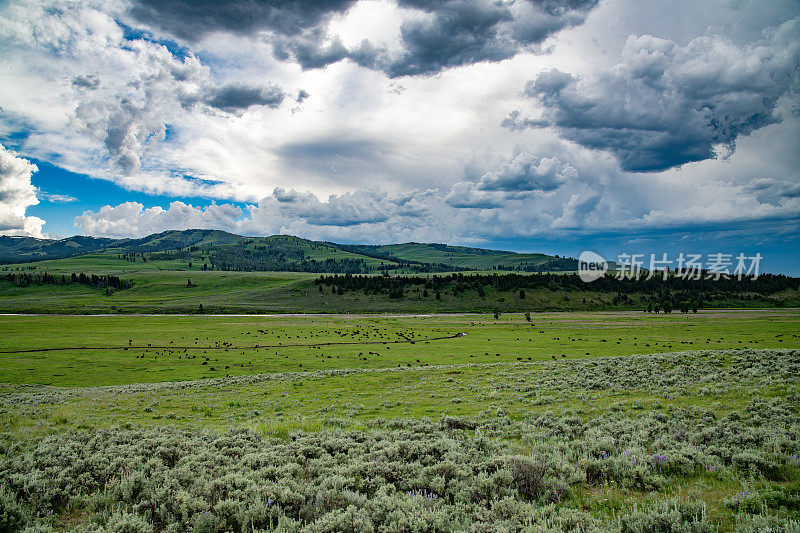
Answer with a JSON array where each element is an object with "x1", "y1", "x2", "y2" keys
[{"x1": 0, "y1": 144, "x2": 44, "y2": 237}]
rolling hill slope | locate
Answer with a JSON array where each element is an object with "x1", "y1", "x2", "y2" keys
[
  {"x1": 342, "y1": 242, "x2": 576, "y2": 271},
  {"x1": 0, "y1": 235, "x2": 115, "y2": 263},
  {"x1": 0, "y1": 229, "x2": 574, "y2": 273}
]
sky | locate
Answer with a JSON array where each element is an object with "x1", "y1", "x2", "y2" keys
[{"x1": 1, "y1": 0, "x2": 799, "y2": 273}]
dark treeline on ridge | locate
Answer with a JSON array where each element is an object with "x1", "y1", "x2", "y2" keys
[
  {"x1": 207, "y1": 240, "x2": 379, "y2": 273},
  {"x1": 3, "y1": 272, "x2": 133, "y2": 291},
  {"x1": 213, "y1": 253, "x2": 372, "y2": 274},
  {"x1": 317, "y1": 272, "x2": 800, "y2": 311}
]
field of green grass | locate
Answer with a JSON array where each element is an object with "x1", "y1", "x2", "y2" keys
[
  {"x1": 1, "y1": 310, "x2": 799, "y2": 531},
  {"x1": 0, "y1": 310, "x2": 796, "y2": 427},
  {"x1": 0, "y1": 264, "x2": 318, "y2": 314},
  {"x1": 3, "y1": 253, "x2": 799, "y2": 314},
  {"x1": 1, "y1": 309, "x2": 797, "y2": 387}
]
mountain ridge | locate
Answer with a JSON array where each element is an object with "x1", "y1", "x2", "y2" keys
[{"x1": 0, "y1": 229, "x2": 575, "y2": 272}]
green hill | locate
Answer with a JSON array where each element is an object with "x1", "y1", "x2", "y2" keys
[
  {"x1": 0, "y1": 230, "x2": 573, "y2": 273},
  {"x1": 342, "y1": 242, "x2": 576, "y2": 271},
  {"x1": 109, "y1": 229, "x2": 242, "y2": 251},
  {"x1": 0, "y1": 235, "x2": 114, "y2": 263}
]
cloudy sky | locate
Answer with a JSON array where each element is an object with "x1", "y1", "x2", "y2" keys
[{"x1": 1, "y1": 0, "x2": 799, "y2": 272}]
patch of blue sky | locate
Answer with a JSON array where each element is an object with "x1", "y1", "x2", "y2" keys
[
  {"x1": 26, "y1": 159, "x2": 249, "y2": 238},
  {"x1": 117, "y1": 20, "x2": 193, "y2": 61}
]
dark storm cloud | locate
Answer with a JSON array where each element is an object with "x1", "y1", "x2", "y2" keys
[
  {"x1": 515, "y1": 23, "x2": 800, "y2": 172},
  {"x1": 272, "y1": 28, "x2": 389, "y2": 70},
  {"x1": 271, "y1": 28, "x2": 348, "y2": 69},
  {"x1": 205, "y1": 83, "x2": 285, "y2": 112},
  {"x1": 387, "y1": 0, "x2": 515, "y2": 77},
  {"x1": 128, "y1": 0, "x2": 356, "y2": 41},
  {"x1": 525, "y1": 68, "x2": 574, "y2": 99},
  {"x1": 386, "y1": 0, "x2": 598, "y2": 77},
  {"x1": 507, "y1": 0, "x2": 598, "y2": 47},
  {"x1": 167, "y1": 0, "x2": 599, "y2": 77},
  {"x1": 272, "y1": 32, "x2": 384, "y2": 72}
]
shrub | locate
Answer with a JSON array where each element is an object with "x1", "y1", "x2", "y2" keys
[{"x1": 620, "y1": 499, "x2": 711, "y2": 533}]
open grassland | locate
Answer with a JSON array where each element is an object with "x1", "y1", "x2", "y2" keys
[
  {"x1": 0, "y1": 256, "x2": 320, "y2": 314},
  {"x1": 0, "y1": 270, "x2": 319, "y2": 314},
  {"x1": 3, "y1": 254, "x2": 799, "y2": 315},
  {"x1": 0, "y1": 262, "x2": 598, "y2": 315},
  {"x1": 1, "y1": 310, "x2": 799, "y2": 531},
  {"x1": 0, "y1": 309, "x2": 798, "y2": 386}
]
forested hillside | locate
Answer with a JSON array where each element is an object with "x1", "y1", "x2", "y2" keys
[{"x1": 0, "y1": 229, "x2": 574, "y2": 274}]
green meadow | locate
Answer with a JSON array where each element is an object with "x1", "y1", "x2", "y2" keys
[
  {"x1": 1, "y1": 309, "x2": 797, "y2": 387},
  {"x1": 2, "y1": 254, "x2": 799, "y2": 314},
  {"x1": 1, "y1": 310, "x2": 799, "y2": 531}
]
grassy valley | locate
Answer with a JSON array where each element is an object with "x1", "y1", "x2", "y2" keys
[
  {"x1": 1, "y1": 231, "x2": 799, "y2": 531},
  {"x1": 0, "y1": 230, "x2": 798, "y2": 314},
  {"x1": 1, "y1": 311, "x2": 799, "y2": 531}
]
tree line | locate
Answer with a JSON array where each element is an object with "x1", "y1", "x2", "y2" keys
[
  {"x1": 3, "y1": 272, "x2": 133, "y2": 290},
  {"x1": 211, "y1": 250, "x2": 372, "y2": 273},
  {"x1": 315, "y1": 271, "x2": 800, "y2": 309}
]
